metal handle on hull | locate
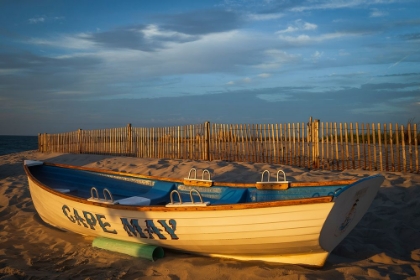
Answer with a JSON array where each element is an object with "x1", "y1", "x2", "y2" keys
[
  {"x1": 169, "y1": 190, "x2": 182, "y2": 204},
  {"x1": 260, "y1": 170, "x2": 270, "y2": 182},
  {"x1": 187, "y1": 168, "x2": 197, "y2": 180},
  {"x1": 277, "y1": 170, "x2": 287, "y2": 182},
  {"x1": 260, "y1": 169, "x2": 288, "y2": 183},
  {"x1": 186, "y1": 168, "x2": 212, "y2": 182},
  {"x1": 89, "y1": 187, "x2": 114, "y2": 204},
  {"x1": 201, "y1": 169, "x2": 211, "y2": 181},
  {"x1": 90, "y1": 187, "x2": 99, "y2": 199},
  {"x1": 189, "y1": 189, "x2": 204, "y2": 204},
  {"x1": 103, "y1": 188, "x2": 114, "y2": 203}
]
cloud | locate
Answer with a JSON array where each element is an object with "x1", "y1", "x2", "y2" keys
[
  {"x1": 360, "y1": 82, "x2": 420, "y2": 92},
  {"x1": 258, "y1": 73, "x2": 271, "y2": 78},
  {"x1": 379, "y1": 72, "x2": 420, "y2": 77},
  {"x1": 224, "y1": 77, "x2": 253, "y2": 86},
  {"x1": 29, "y1": 34, "x2": 96, "y2": 50},
  {"x1": 277, "y1": 30, "x2": 362, "y2": 45},
  {"x1": 29, "y1": 25, "x2": 200, "y2": 52},
  {"x1": 0, "y1": 52, "x2": 100, "y2": 72},
  {"x1": 339, "y1": 49, "x2": 350, "y2": 56},
  {"x1": 43, "y1": 9, "x2": 243, "y2": 53},
  {"x1": 221, "y1": 0, "x2": 306, "y2": 14},
  {"x1": 351, "y1": 102, "x2": 406, "y2": 115},
  {"x1": 256, "y1": 49, "x2": 300, "y2": 69},
  {"x1": 327, "y1": 72, "x2": 366, "y2": 78},
  {"x1": 158, "y1": 9, "x2": 244, "y2": 35},
  {"x1": 10, "y1": 28, "x2": 277, "y2": 103},
  {"x1": 242, "y1": 77, "x2": 252, "y2": 83},
  {"x1": 276, "y1": 19, "x2": 317, "y2": 34},
  {"x1": 390, "y1": 96, "x2": 418, "y2": 103},
  {"x1": 89, "y1": 24, "x2": 201, "y2": 51},
  {"x1": 290, "y1": 0, "x2": 398, "y2": 12},
  {"x1": 370, "y1": 8, "x2": 388, "y2": 17},
  {"x1": 2, "y1": 78, "x2": 419, "y2": 135},
  {"x1": 247, "y1": 12, "x2": 283, "y2": 21},
  {"x1": 245, "y1": 0, "x2": 307, "y2": 13},
  {"x1": 28, "y1": 17, "x2": 45, "y2": 24},
  {"x1": 0, "y1": 51, "x2": 102, "y2": 103},
  {"x1": 224, "y1": 73, "x2": 272, "y2": 87},
  {"x1": 28, "y1": 16, "x2": 64, "y2": 24},
  {"x1": 311, "y1": 50, "x2": 323, "y2": 62},
  {"x1": 400, "y1": 33, "x2": 420, "y2": 41},
  {"x1": 257, "y1": 93, "x2": 293, "y2": 102}
]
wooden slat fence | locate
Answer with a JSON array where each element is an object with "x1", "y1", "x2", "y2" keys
[{"x1": 38, "y1": 119, "x2": 420, "y2": 173}]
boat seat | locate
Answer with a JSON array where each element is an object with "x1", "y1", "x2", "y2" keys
[
  {"x1": 88, "y1": 190, "x2": 152, "y2": 206},
  {"x1": 52, "y1": 187, "x2": 78, "y2": 194},
  {"x1": 53, "y1": 188, "x2": 72, "y2": 193},
  {"x1": 140, "y1": 181, "x2": 176, "y2": 204},
  {"x1": 213, "y1": 188, "x2": 248, "y2": 204},
  {"x1": 115, "y1": 196, "x2": 151, "y2": 206},
  {"x1": 87, "y1": 182, "x2": 175, "y2": 206}
]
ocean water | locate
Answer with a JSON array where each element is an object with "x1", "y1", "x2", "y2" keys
[{"x1": 0, "y1": 136, "x2": 38, "y2": 156}]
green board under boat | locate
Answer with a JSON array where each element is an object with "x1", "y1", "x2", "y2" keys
[{"x1": 92, "y1": 237, "x2": 164, "y2": 261}]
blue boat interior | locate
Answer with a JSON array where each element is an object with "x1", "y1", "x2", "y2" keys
[{"x1": 29, "y1": 165, "x2": 347, "y2": 205}]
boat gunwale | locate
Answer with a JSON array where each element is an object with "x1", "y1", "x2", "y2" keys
[
  {"x1": 24, "y1": 162, "x2": 335, "y2": 212},
  {"x1": 42, "y1": 162, "x2": 357, "y2": 188}
]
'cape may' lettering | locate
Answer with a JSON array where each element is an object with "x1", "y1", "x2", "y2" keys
[
  {"x1": 62, "y1": 205, "x2": 117, "y2": 234},
  {"x1": 121, "y1": 218, "x2": 178, "y2": 240},
  {"x1": 61, "y1": 205, "x2": 179, "y2": 240}
]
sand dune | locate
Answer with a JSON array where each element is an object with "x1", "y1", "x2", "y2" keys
[{"x1": 0, "y1": 150, "x2": 419, "y2": 279}]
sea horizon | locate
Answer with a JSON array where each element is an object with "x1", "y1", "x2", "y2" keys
[{"x1": 0, "y1": 135, "x2": 38, "y2": 156}]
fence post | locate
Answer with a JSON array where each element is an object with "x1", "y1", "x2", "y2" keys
[
  {"x1": 308, "y1": 117, "x2": 320, "y2": 168},
  {"x1": 127, "y1": 123, "x2": 132, "y2": 156},
  {"x1": 42, "y1": 133, "x2": 47, "y2": 153},
  {"x1": 78, "y1": 128, "x2": 82, "y2": 154},
  {"x1": 314, "y1": 119, "x2": 320, "y2": 168},
  {"x1": 204, "y1": 121, "x2": 210, "y2": 161}
]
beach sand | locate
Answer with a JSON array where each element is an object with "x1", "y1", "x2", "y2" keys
[{"x1": 0, "y1": 150, "x2": 419, "y2": 279}]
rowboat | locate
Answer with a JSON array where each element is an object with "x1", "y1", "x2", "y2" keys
[{"x1": 24, "y1": 160, "x2": 384, "y2": 267}]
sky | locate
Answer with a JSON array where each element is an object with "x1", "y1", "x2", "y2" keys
[{"x1": 0, "y1": 0, "x2": 419, "y2": 136}]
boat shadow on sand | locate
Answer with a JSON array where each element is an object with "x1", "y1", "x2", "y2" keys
[{"x1": 325, "y1": 183, "x2": 420, "y2": 271}]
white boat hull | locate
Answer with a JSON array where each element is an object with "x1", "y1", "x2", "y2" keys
[{"x1": 25, "y1": 162, "x2": 384, "y2": 267}]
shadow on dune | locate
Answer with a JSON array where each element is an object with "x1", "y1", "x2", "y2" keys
[
  {"x1": 329, "y1": 184, "x2": 420, "y2": 267},
  {"x1": 39, "y1": 153, "x2": 117, "y2": 166},
  {"x1": 0, "y1": 162, "x2": 26, "y2": 180}
]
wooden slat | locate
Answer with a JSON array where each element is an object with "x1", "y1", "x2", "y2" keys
[
  {"x1": 320, "y1": 122, "x2": 324, "y2": 168},
  {"x1": 367, "y1": 124, "x2": 371, "y2": 171},
  {"x1": 292, "y1": 123, "x2": 296, "y2": 166},
  {"x1": 344, "y1": 123, "x2": 349, "y2": 170},
  {"x1": 414, "y1": 123, "x2": 419, "y2": 173},
  {"x1": 328, "y1": 123, "x2": 332, "y2": 169},
  {"x1": 372, "y1": 123, "x2": 377, "y2": 171},
  {"x1": 396, "y1": 124, "x2": 400, "y2": 172},
  {"x1": 377, "y1": 123, "x2": 383, "y2": 171},
  {"x1": 350, "y1": 123, "x2": 355, "y2": 169},
  {"x1": 384, "y1": 124, "x2": 388, "y2": 171},
  {"x1": 408, "y1": 123, "x2": 413, "y2": 172},
  {"x1": 389, "y1": 123, "x2": 394, "y2": 171},
  {"x1": 274, "y1": 124, "x2": 279, "y2": 164},
  {"x1": 401, "y1": 125, "x2": 406, "y2": 172},
  {"x1": 298, "y1": 122, "x2": 302, "y2": 167}
]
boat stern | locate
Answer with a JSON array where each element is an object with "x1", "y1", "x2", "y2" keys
[{"x1": 318, "y1": 175, "x2": 384, "y2": 253}]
